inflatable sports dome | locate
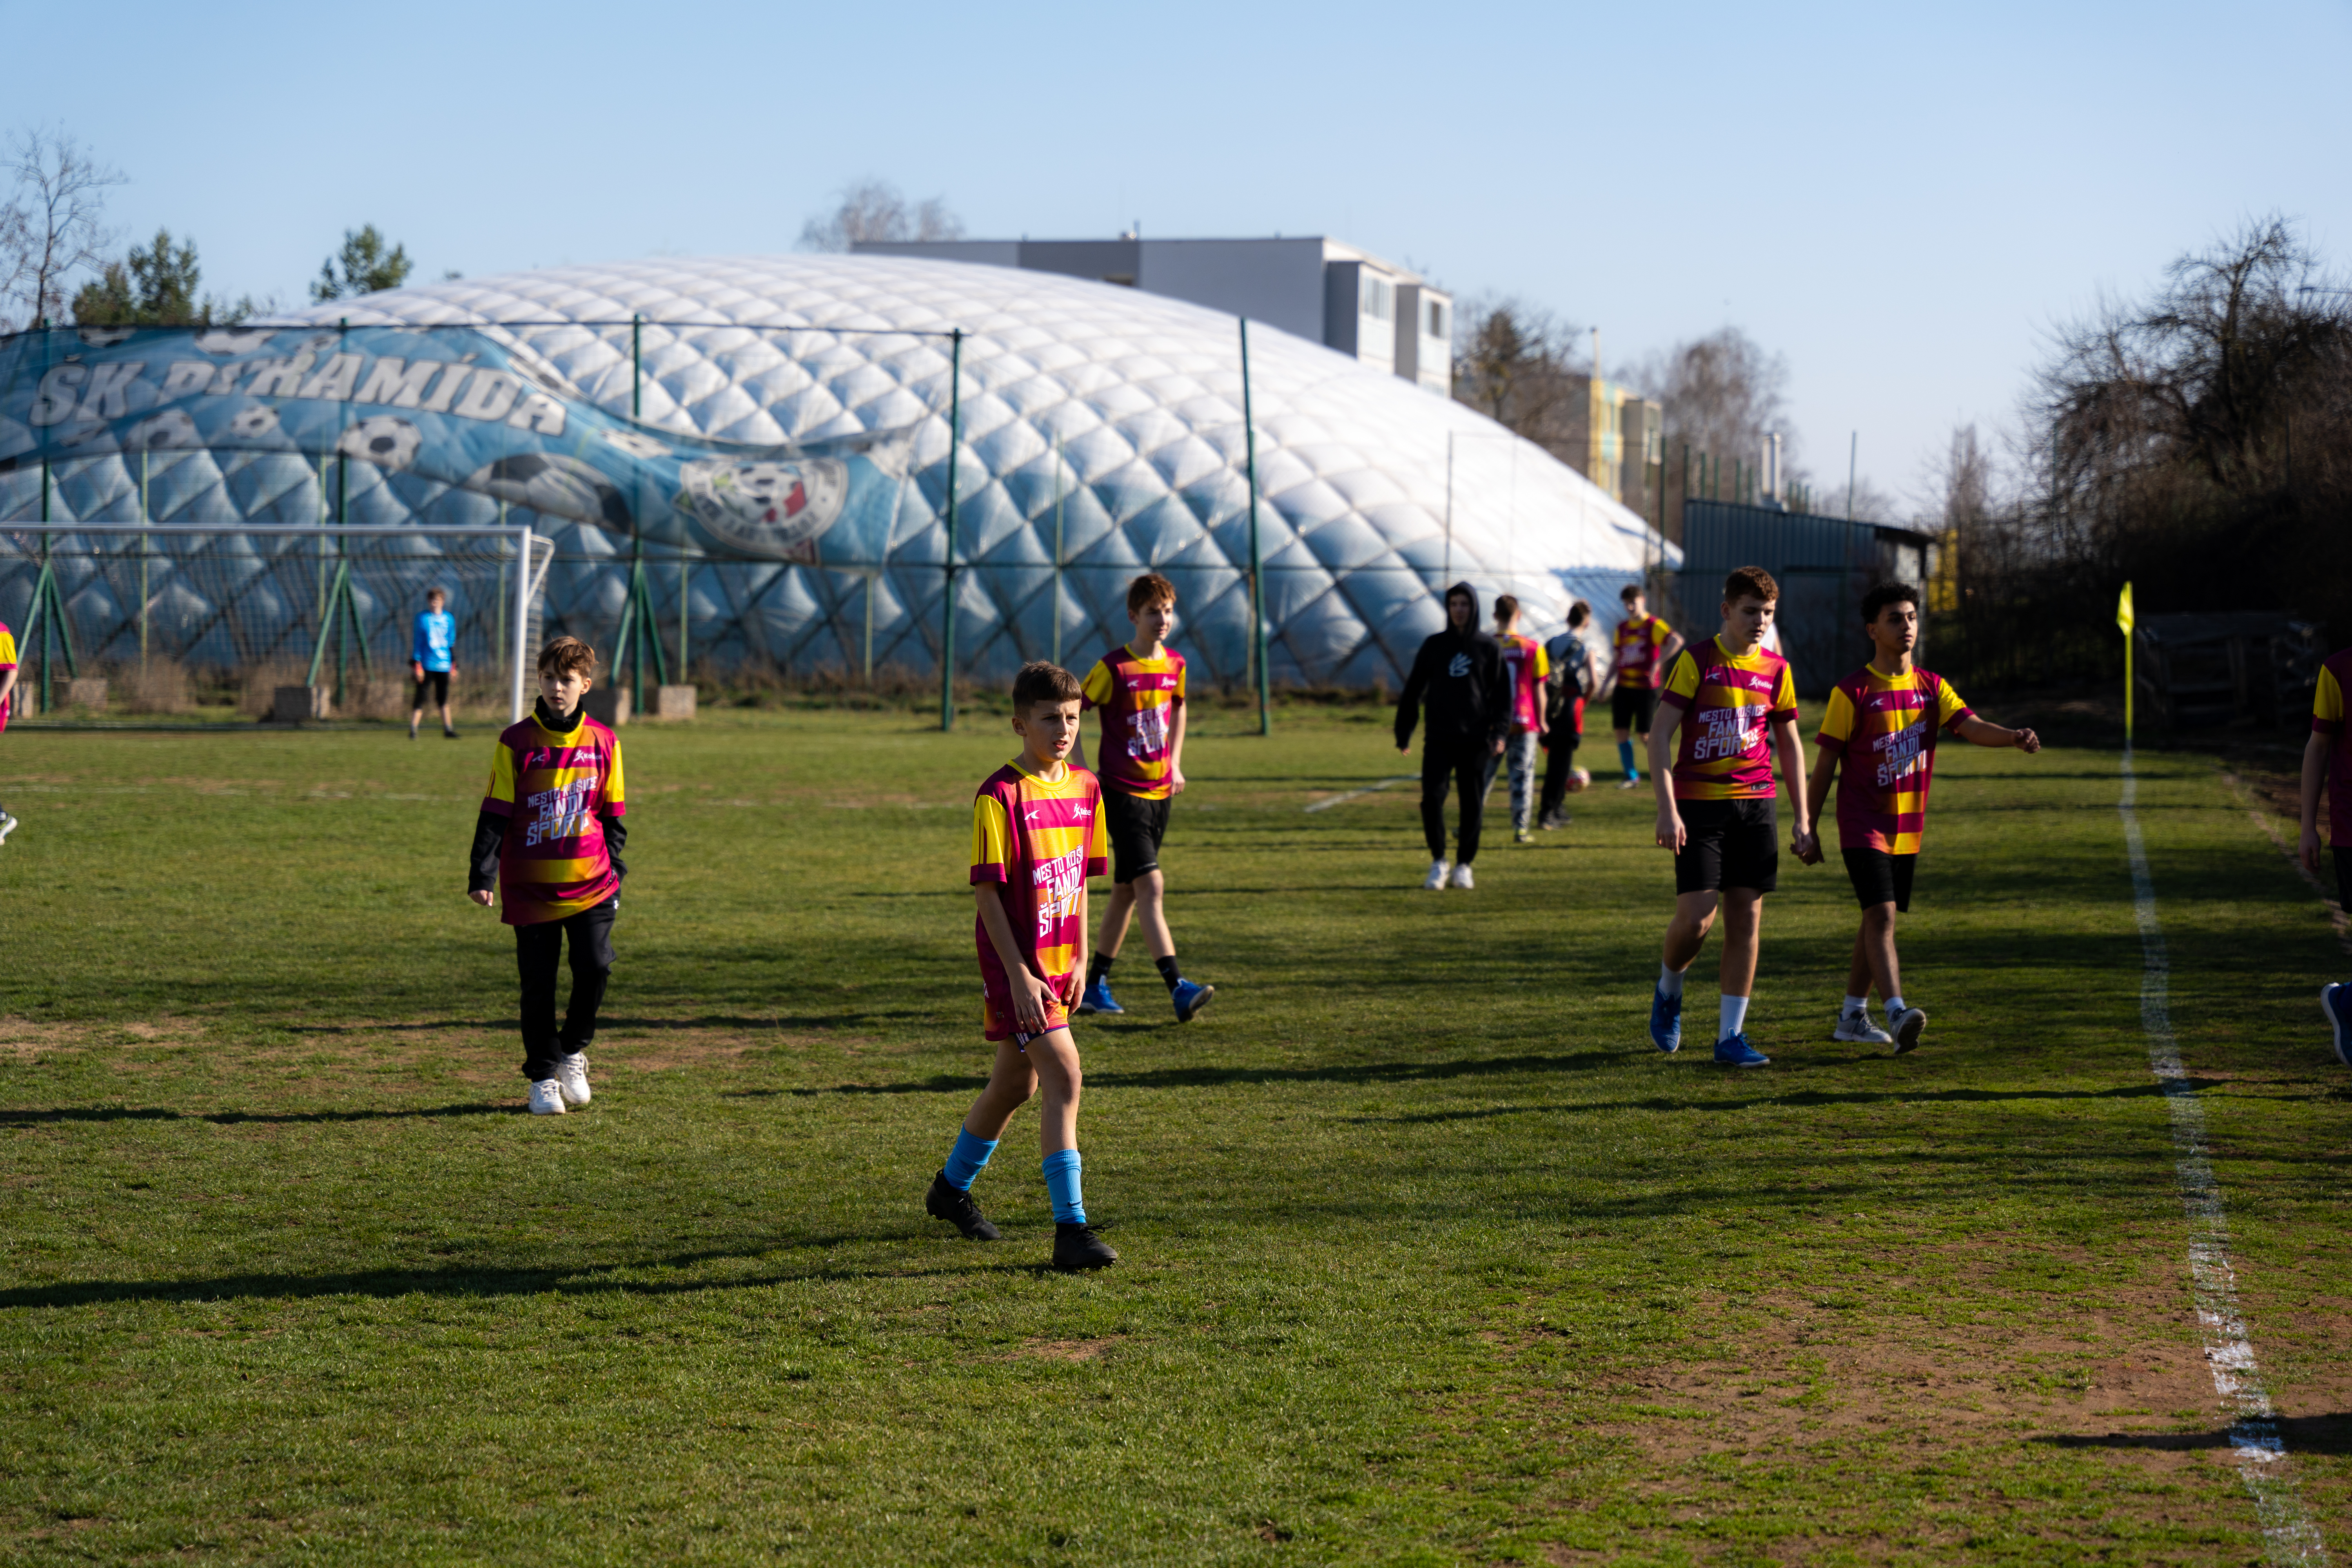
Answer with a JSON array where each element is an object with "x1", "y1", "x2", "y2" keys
[{"x1": 0, "y1": 254, "x2": 1676, "y2": 687}]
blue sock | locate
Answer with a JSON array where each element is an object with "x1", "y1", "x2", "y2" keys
[
  {"x1": 943, "y1": 1127, "x2": 998, "y2": 1191},
  {"x1": 1041, "y1": 1147, "x2": 1086, "y2": 1224},
  {"x1": 1618, "y1": 740, "x2": 1639, "y2": 780}
]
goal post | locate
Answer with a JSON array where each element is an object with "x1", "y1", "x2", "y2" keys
[{"x1": 0, "y1": 523, "x2": 555, "y2": 722}]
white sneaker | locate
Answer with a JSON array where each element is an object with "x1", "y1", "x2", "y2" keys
[
  {"x1": 527, "y1": 1078, "x2": 567, "y2": 1115},
  {"x1": 1615, "y1": 777, "x2": 1642, "y2": 790},
  {"x1": 1832, "y1": 1010, "x2": 1893, "y2": 1044},
  {"x1": 1449, "y1": 861, "x2": 1475, "y2": 889},
  {"x1": 0, "y1": 811, "x2": 16, "y2": 845},
  {"x1": 555, "y1": 1051, "x2": 592, "y2": 1108},
  {"x1": 1888, "y1": 1007, "x2": 1927, "y2": 1054},
  {"x1": 1423, "y1": 859, "x2": 1451, "y2": 890}
]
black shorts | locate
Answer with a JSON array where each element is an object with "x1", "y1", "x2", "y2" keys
[
  {"x1": 1102, "y1": 786, "x2": 1171, "y2": 884},
  {"x1": 414, "y1": 669, "x2": 450, "y2": 706},
  {"x1": 1674, "y1": 798, "x2": 1779, "y2": 895},
  {"x1": 1842, "y1": 847, "x2": 1917, "y2": 913},
  {"x1": 1612, "y1": 686, "x2": 1658, "y2": 734},
  {"x1": 2336, "y1": 846, "x2": 2349, "y2": 911}
]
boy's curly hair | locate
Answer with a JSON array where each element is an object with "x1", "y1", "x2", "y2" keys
[
  {"x1": 1012, "y1": 661, "x2": 1083, "y2": 710},
  {"x1": 1723, "y1": 566, "x2": 1780, "y2": 605},
  {"x1": 1127, "y1": 572, "x2": 1178, "y2": 615},
  {"x1": 537, "y1": 636, "x2": 598, "y2": 679}
]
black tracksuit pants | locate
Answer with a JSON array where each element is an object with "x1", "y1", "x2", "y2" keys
[
  {"x1": 516, "y1": 899, "x2": 616, "y2": 1082},
  {"x1": 1539, "y1": 724, "x2": 1583, "y2": 821},
  {"x1": 1420, "y1": 746, "x2": 1487, "y2": 864}
]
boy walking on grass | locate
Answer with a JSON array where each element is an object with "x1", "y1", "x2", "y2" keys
[
  {"x1": 2303, "y1": 644, "x2": 2352, "y2": 1063},
  {"x1": 410, "y1": 587, "x2": 458, "y2": 740},
  {"x1": 0, "y1": 618, "x2": 17, "y2": 846},
  {"x1": 1608, "y1": 584, "x2": 1682, "y2": 789},
  {"x1": 925, "y1": 661, "x2": 1119, "y2": 1271},
  {"x1": 1803, "y1": 583, "x2": 2040, "y2": 1053},
  {"x1": 1646, "y1": 568, "x2": 1811, "y2": 1069},
  {"x1": 1538, "y1": 599, "x2": 1600, "y2": 830},
  {"x1": 1397, "y1": 581, "x2": 1508, "y2": 889},
  {"x1": 1073, "y1": 573, "x2": 1214, "y2": 1024},
  {"x1": 1483, "y1": 595, "x2": 1548, "y2": 844},
  {"x1": 467, "y1": 637, "x2": 627, "y2": 1116}
]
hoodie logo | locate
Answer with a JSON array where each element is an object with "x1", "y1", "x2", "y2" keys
[{"x1": 1448, "y1": 652, "x2": 1472, "y2": 679}]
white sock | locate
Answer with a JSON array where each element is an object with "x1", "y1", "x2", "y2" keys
[
  {"x1": 1842, "y1": 994, "x2": 1867, "y2": 1016},
  {"x1": 1658, "y1": 963, "x2": 1685, "y2": 999},
  {"x1": 1885, "y1": 995, "x2": 1908, "y2": 1021},
  {"x1": 1720, "y1": 994, "x2": 1750, "y2": 1040}
]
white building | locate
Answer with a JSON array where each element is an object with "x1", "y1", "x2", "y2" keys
[{"x1": 853, "y1": 236, "x2": 1453, "y2": 396}]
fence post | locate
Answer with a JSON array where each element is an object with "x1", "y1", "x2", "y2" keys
[
  {"x1": 940, "y1": 328, "x2": 962, "y2": 732},
  {"x1": 1051, "y1": 430, "x2": 1064, "y2": 670},
  {"x1": 1241, "y1": 318, "x2": 1270, "y2": 735}
]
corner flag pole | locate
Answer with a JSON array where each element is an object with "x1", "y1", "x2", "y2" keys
[{"x1": 2117, "y1": 581, "x2": 2135, "y2": 745}]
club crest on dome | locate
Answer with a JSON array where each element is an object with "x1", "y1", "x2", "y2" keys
[{"x1": 674, "y1": 458, "x2": 849, "y2": 563}]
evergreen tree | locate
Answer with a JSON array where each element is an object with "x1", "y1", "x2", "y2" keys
[
  {"x1": 312, "y1": 224, "x2": 412, "y2": 301},
  {"x1": 71, "y1": 227, "x2": 245, "y2": 325}
]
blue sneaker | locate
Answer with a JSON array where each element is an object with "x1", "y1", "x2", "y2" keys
[
  {"x1": 1172, "y1": 978, "x2": 1215, "y2": 1023},
  {"x1": 1076, "y1": 978, "x2": 1123, "y2": 1016},
  {"x1": 1649, "y1": 987, "x2": 1682, "y2": 1054},
  {"x1": 2324, "y1": 984, "x2": 2352, "y2": 1067},
  {"x1": 1713, "y1": 1033, "x2": 1770, "y2": 1068}
]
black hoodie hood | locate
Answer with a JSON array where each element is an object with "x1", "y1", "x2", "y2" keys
[
  {"x1": 1443, "y1": 581, "x2": 1480, "y2": 639},
  {"x1": 1394, "y1": 581, "x2": 1510, "y2": 751}
]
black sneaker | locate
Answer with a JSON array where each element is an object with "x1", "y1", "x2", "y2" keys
[
  {"x1": 1053, "y1": 1221, "x2": 1118, "y2": 1271},
  {"x1": 924, "y1": 1171, "x2": 1000, "y2": 1240}
]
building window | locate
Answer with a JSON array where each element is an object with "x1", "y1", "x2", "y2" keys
[
  {"x1": 1361, "y1": 276, "x2": 1392, "y2": 321},
  {"x1": 1427, "y1": 300, "x2": 1446, "y2": 338}
]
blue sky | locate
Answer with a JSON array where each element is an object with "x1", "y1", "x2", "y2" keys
[{"x1": 9, "y1": 0, "x2": 2347, "y2": 511}]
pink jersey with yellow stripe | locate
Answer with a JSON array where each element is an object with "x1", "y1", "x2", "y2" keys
[
  {"x1": 970, "y1": 758, "x2": 1110, "y2": 987},
  {"x1": 481, "y1": 711, "x2": 626, "y2": 925},
  {"x1": 1659, "y1": 636, "x2": 1798, "y2": 800},
  {"x1": 1815, "y1": 664, "x2": 1975, "y2": 853},
  {"x1": 1081, "y1": 646, "x2": 1186, "y2": 799}
]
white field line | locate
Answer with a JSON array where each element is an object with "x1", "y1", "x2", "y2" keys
[
  {"x1": 1303, "y1": 775, "x2": 1416, "y2": 813},
  {"x1": 2121, "y1": 750, "x2": 2329, "y2": 1566}
]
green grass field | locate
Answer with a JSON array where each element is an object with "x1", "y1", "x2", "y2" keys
[{"x1": 1, "y1": 704, "x2": 2346, "y2": 1564}]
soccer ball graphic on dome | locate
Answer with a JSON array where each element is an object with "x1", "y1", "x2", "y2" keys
[
  {"x1": 127, "y1": 408, "x2": 201, "y2": 450},
  {"x1": 676, "y1": 458, "x2": 848, "y2": 562},
  {"x1": 227, "y1": 404, "x2": 284, "y2": 442},
  {"x1": 338, "y1": 416, "x2": 421, "y2": 472},
  {"x1": 461, "y1": 454, "x2": 632, "y2": 532},
  {"x1": 194, "y1": 327, "x2": 277, "y2": 356}
]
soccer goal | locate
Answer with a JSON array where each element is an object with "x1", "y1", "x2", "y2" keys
[{"x1": 0, "y1": 523, "x2": 556, "y2": 722}]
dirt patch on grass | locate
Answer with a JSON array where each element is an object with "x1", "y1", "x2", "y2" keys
[{"x1": 1011, "y1": 1338, "x2": 1116, "y2": 1363}]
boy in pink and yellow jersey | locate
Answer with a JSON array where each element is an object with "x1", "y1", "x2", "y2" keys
[
  {"x1": 1073, "y1": 573, "x2": 1214, "y2": 1022},
  {"x1": 1645, "y1": 568, "x2": 1812, "y2": 1068},
  {"x1": 2301, "y1": 645, "x2": 2352, "y2": 1062},
  {"x1": 0, "y1": 619, "x2": 18, "y2": 845},
  {"x1": 1806, "y1": 582, "x2": 2039, "y2": 1053},
  {"x1": 466, "y1": 637, "x2": 627, "y2": 1116},
  {"x1": 1607, "y1": 584, "x2": 1682, "y2": 787},
  {"x1": 925, "y1": 661, "x2": 1119, "y2": 1272},
  {"x1": 1483, "y1": 594, "x2": 1550, "y2": 843}
]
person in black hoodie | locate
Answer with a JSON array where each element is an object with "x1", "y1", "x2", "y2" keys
[{"x1": 1395, "y1": 581, "x2": 1510, "y2": 889}]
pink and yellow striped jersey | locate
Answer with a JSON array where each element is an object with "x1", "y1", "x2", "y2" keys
[
  {"x1": 1815, "y1": 664, "x2": 1975, "y2": 854},
  {"x1": 1659, "y1": 636, "x2": 1799, "y2": 801},
  {"x1": 1612, "y1": 613, "x2": 1674, "y2": 691},
  {"x1": 1499, "y1": 633, "x2": 1550, "y2": 733},
  {"x1": 481, "y1": 709, "x2": 626, "y2": 926},
  {"x1": 2313, "y1": 649, "x2": 2352, "y2": 846},
  {"x1": 0, "y1": 621, "x2": 15, "y2": 731},
  {"x1": 1080, "y1": 646, "x2": 1186, "y2": 799},
  {"x1": 970, "y1": 757, "x2": 1110, "y2": 987}
]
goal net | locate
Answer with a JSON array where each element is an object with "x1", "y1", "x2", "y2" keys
[{"x1": 1, "y1": 523, "x2": 555, "y2": 722}]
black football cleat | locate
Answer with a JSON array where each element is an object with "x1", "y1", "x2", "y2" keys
[
  {"x1": 925, "y1": 1171, "x2": 1001, "y2": 1241},
  {"x1": 1053, "y1": 1221, "x2": 1119, "y2": 1271}
]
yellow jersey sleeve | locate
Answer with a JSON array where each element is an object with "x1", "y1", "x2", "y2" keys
[
  {"x1": 1534, "y1": 644, "x2": 1551, "y2": 678},
  {"x1": 2317, "y1": 667, "x2": 2344, "y2": 731},
  {"x1": 1651, "y1": 619, "x2": 1673, "y2": 650},
  {"x1": 0, "y1": 627, "x2": 16, "y2": 666},
  {"x1": 1080, "y1": 659, "x2": 1114, "y2": 710},
  {"x1": 1935, "y1": 679, "x2": 1972, "y2": 727},
  {"x1": 1770, "y1": 662, "x2": 1798, "y2": 717},
  {"x1": 1817, "y1": 686, "x2": 1856, "y2": 748},
  {"x1": 605, "y1": 738, "x2": 625, "y2": 812},
  {"x1": 1661, "y1": 649, "x2": 1702, "y2": 703},
  {"x1": 1173, "y1": 661, "x2": 1187, "y2": 703},
  {"x1": 971, "y1": 793, "x2": 1012, "y2": 881},
  {"x1": 484, "y1": 740, "x2": 519, "y2": 811},
  {"x1": 1087, "y1": 793, "x2": 1110, "y2": 868}
]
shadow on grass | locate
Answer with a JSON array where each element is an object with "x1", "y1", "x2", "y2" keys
[
  {"x1": 2033, "y1": 1414, "x2": 2352, "y2": 1455},
  {"x1": 285, "y1": 1016, "x2": 871, "y2": 1035},
  {"x1": 727, "y1": 1051, "x2": 1635, "y2": 1101},
  {"x1": 1344, "y1": 1077, "x2": 2230, "y2": 1123},
  {"x1": 0, "y1": 1234, "x2": 1050, "y2": 1310},
  {"x1": 0, "y1": 1103, "x2": 514, "y2": 1126}
]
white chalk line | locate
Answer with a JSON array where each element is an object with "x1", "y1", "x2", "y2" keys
[
  {"x1": 2121, "y1": 750, "x2": 2329, "y2": 1566},
  {"x1": 1303, "y1": 775, "x2": 1416, "y2": 813}
]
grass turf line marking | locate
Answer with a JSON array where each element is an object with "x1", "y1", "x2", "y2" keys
[
  {"x1": 1303, "y1": 775, "x2": 1416, "y2": 813},
  {"x1": 2121, "y1": 750, "x2": 2330, "y2": 1566}
]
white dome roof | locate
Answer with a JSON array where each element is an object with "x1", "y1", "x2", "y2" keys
[{"x1": 283, "y1": 253, "x2": 1673, "y2": 684}]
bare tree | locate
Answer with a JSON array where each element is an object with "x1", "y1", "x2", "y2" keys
[
  {"x1": 1449, "y1": 296, "x2": 1583, "y2": 459},
  {"x1": 0, "y1": 127, "x2": 123, "y2": 332},
  {"x1": 1624, "y1": 327, "x2": 1795, "y2": 483},
  {"x1": 797, "y1": 178, "x2": 964, "y2": 253}
]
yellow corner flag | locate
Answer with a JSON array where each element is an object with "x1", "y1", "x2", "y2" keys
[{"x1": 2118, "y1": 582, "x2": 2135, "y2": 740}]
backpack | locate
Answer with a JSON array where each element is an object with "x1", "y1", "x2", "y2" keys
[{"x1": 1545, "y1": 633, "x2": 1588, "y2": 708}]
